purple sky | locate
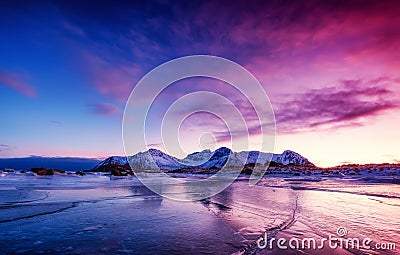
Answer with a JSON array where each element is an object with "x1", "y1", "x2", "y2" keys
[{"x1": 0, "y1": 0, "x2": 399, "y2": 166}]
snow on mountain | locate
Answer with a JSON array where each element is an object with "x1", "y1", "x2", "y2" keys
[
  {"x1": 223, "y1": 153, "x2": 250, "y2": 168},
  {"x1": 236, "y1": 151, "x2": 273, "y2": 165},
  {"x1": 235, "y1": 150, "x2": 314, "y2": 167},
  {"x1": 178, "y1": 147, "x2": 261, "y2": 169},
  {"x1": 94, "y1": 149, "x2": 182, "y2": 170},
  {"x1": 272, "y1": 150, "x2": 314, "y2": 166},
  {"x1": 127, "y1": 148, "x2": 183, "y2": 170},
  {"x1": 94, "y1": 147, "x2": 314, "y2": 171},
  {"x1": 198, "y1": 147, "x2": 232, "y2": 168},
  {"x1": 179, "y1": 149, "x2": 213, "y2": 166}
]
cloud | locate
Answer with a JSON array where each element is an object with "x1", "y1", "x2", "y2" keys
[
  {"x1": 81, "y1": 52, "x2": 141, "y2": 102},
  {"x1": 146, "y1": 143, "x2": 162, "y2": 148},
  {"x1": 171, "y1": 100, "x2": 273, "y2": 143},
  {"x1": 0, "y1": 144, "x2": 14, "y2": 152},
  {"x1": 54, "y1": 0, "x2": 400, "y2": 102},
  {"x1": 0, "y1": 70, "x2": 36, "y2": 98},
  {"x1": 31, "y1": 0, "x2": 400, "y2": 72},
  {"x1": 89, "y1": 103, "x2": 122, "y2": 116},
  {"x1": 184, "y1": 77, "x2": 399, "y2": 141},
  {"x1": 49, "y1": 120, "x2": 63, "y2": 126},
  {"x1": 338, "y1": 161, "x2": 354, "y2": 165},
  {"x1": 61, "y1": 21, "x2": 86, "y2": 37},
  {"x1": 274, "y1": 77, "x2": 399, "y2": 133}
]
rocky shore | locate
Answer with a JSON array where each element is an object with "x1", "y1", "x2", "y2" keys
[{"x1": 1, "y1": 163, "x2": 399, "y2": 178}]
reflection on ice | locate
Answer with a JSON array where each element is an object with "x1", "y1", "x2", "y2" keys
[
  {"x1": 0, "y1": 174, "x2": 245, "y2": 254},
  {"x1": 0, "y1": 173, "x2": 398, "y2": 254}
]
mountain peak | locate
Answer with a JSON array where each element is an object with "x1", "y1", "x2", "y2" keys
[
  {"x1": 185, "y1": 149, "x2": 211, "y2": 157},
  {"x1": 282, "y1": 150, "x2": 298, "y2": 155},
  {"x1": 213, "y1": 147, "x2": 232, "y2": 156},
  {"x1": 180, "y1": 149, "x2": 213, "y2": 166},
  {"x1": 274, "y1": 150, "x2": 314, "y2": 167},
  {"x1": 147, "y1": 148, "x2": 165, "y2": 156}
]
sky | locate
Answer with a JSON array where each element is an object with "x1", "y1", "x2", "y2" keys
[{"x1": 0, "y1": 0, "x2": 399, "y2": 167}]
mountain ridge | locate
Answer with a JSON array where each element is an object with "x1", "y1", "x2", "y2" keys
[{"x1": 93, "y1": 147, "x2": 315, "y2": 172}]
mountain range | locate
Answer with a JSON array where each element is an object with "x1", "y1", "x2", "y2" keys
[{"x1": 93, "y1": 147, "x2": 314, "y2": 172}]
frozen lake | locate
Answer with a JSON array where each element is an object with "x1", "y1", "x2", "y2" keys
[{"x1": 0, "y1": 173, "x2": 398, "y2": 254}]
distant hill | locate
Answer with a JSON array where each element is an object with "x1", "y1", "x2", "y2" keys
[{"x1": 0, "y1": 156, "x2": 101, "y2": 171}]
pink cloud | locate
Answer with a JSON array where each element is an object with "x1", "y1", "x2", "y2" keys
[
  {"x1": 0, "y1": 70, "x2": 36, "y2": 98},
  {"x1": 0, "y1": 144, "x2": 15, "y2": 152},
  {"x1": 274, "y1": 77, "x2": 399, "y2": 133},
  {"x1": 81, "y1": 52, "x2": 141, "y2": 102},
  {"x1": 89, "y1": 103, "x2": 122, "y2": 116},
  {"x1": 62, "y1": 21, "x2": 86, "y2": 37},
  {"x1": 174, "y1": 77, "x2": 399, "y2": 141},
  {"x1": 191, "y1": 1, "x2": 400, "y2": 92}
]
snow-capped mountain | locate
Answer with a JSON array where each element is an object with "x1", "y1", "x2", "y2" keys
[{"x1": 93, "y1": 147, "x2": 314, "y2": 171}]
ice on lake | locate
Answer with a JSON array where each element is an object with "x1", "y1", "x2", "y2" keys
[{"x1": 0, "y1": 172, "x2": 399, "y2": 254}]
